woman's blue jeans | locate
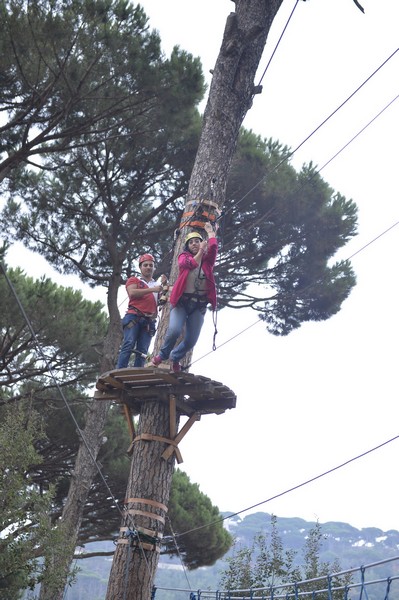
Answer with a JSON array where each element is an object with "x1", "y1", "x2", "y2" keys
[
  {"x1": 159, "y1": 302, "x2": 206, "y2": 363},
  {"x1": 117, "y1": 314, "x2": 155, "y2": 368}
]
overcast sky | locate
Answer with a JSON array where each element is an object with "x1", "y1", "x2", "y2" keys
[
  {"x1": 7, "y1": 0, "x2": 399, "y2": 532},
  {"x1": 136, "y1": 0, "x2": 399, "y2": 533}
]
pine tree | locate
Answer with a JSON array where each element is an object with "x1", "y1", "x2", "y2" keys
[
  {"x1": 219, "y1": 516, "x2": 352, "y2": 598},
  {"x1": 0, "y1": 1, "x2": 360, "y2": 598}
]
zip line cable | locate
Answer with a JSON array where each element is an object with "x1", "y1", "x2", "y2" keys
[
  {"x1": 192, "y1": 214, "x2": 399, "y2": 367},
  {"x1": 165, "y1": 514, "x2": 194, "y2": 591},
  {"x1": 224, "y1": 46, "x2": 399, "y2": 219},
  {"x1": 308, "y1": 92, "x2": 399, "y2": 179},
  {"x1": 190, "y1": 88, "x2": 399, "y2": 364},
  {"x1": 220, "y1": 90, "x2": 399, "y2": 252},
  {"x1": 170, "y1": 432, "x2": 399, "y2": 541},
  {"x1": 255, "y1": 0, "x2": 301, "y2": 89}
]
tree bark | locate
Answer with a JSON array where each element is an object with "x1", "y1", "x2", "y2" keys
[
  {"x1": 106, "y1": 2, "x2": 283, "y2": 599},
  {"x1": 105, "y1": 401, "x2": 176, "y2": 600}
]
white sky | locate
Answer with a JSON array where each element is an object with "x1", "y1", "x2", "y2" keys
[{"x1": 7, "y1": 0, "x2": 399, "y2": 532}]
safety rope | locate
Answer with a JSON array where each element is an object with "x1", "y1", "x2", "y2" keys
[
  {"x1": 166, "y1": 514, "x2": 193, "y2": 591},
  {"x1": 384, "y1": 576, "x2": 392, "y2": 600}
]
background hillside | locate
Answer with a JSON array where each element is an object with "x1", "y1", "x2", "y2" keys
[{"x1": 54, "y1": 512, "x2": 399, "y2": 599}]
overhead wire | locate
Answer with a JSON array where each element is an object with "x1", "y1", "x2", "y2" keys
[
  {"x1": 195, "y1": 46, "x2": 399, "y2": 368},
  {"x1": 195, "y1": 48, "x2": 399, "y2": 359},
  {"x1": 0, "y1": 261, "x2": 123, "y2": 519},
  {"x1": 220, "y1": 89, "x2": 399, "y2": 252},
  {"x1": 165, "y1": 514, "x2": 194, "y2": 591},
  {"x1": 171, "y1": 432, "x2": 399, "y2": 540},
  {"x1": 223, "y1": 45, "x2": 399, "y2": 220},
  {"x1": 255, "y1": 0, "x2": 301, "y2": 89},
  {"x1": 192, "y1": 213, "x2": 399, "y2": 367}
]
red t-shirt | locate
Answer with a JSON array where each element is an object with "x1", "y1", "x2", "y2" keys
[{"x1": 125, "y1": 276, "x2": 158, "y2": 316}]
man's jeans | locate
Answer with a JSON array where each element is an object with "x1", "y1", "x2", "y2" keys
[
  {"x1": 117, "y1": 314, "x2": 155, "y2": 368},
  {"x1": 159, "y1": 301, "x2": 206, "y2": 363}
]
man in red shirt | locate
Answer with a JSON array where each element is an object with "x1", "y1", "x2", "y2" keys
[{"x1": 116, "y1": 254, "x2": 165, "y2": 368}]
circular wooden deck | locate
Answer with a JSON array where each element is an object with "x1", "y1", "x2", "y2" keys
[{"x1": 94, "y1": 366, "x2": 237, "y2": 417}]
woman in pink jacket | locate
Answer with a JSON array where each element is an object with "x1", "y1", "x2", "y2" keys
[{"x1": 152, "y1": 221, "x2": 217, "y2": 372}]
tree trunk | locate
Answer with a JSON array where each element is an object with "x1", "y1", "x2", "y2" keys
[
  {"x1": 187, "y1": 0, "x2": 284, "y2": 203},
  {"x1": 106, "y1": 2, "x2": 283, "y2": 599},
  {"x1": 105, "y1": 401, "x2": 176, "y2": 600},
  {"x1": 39, "y1": 273, "x2": 123, "y2": 600}
]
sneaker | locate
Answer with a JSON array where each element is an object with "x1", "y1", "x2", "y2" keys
[
  {"x1": 152, "y1": 355, "x2": 162, "y2": 366},
  {"x1": 171, "y1": 361, "x2": 182, "y2": 373}
]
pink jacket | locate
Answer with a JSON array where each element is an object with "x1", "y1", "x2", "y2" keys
[{"x1": 170, "y1": 237, "x2": 218, "y2": 310}]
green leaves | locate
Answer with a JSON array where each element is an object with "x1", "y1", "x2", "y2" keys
[
  {"x1": 165, "y1": 470, "x2": 233, "y2": 569},
  {"x1": 0, "y1": 266, "x2": 107, "y2": 390},
  {"x1": 218, "y1": 515, "x2": 350, "y2": 594},
  {"x1": 0, "y1": 402, "x2": 55, "y2": 598},
  {"x1": 219, "y1": 132, "x2": 358, "y2": 334}
]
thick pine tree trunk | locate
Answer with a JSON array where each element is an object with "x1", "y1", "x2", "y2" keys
[
  {"x1": 39, "y1": 273, "x2": 124, "y2": 600},
  {"x1": 105, "y1": 401, "x2": 176, "y2": 600},
  {"x1": 105, "y1": 2, "x2": 283, "y2": 599}
]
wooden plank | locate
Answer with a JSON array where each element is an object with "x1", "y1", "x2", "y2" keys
[
  {"x1": 122, "y1": 404, "x2": 135, "y2": 441},
  {"x1": 169, "y1": 394, "x2": 177, "y2": 439},
  {"x1": 161, "y1": 413, "x2": 200, "y2": 461},
  {"x1": 97, "y1": 374, "x2": 126, "y2": 390},
  {"x1": 190, "y1": 398, "x2": 236, "y2": 411},
  {"x1": 94, "y1": 390, "x2": 120, "y2": 400},
  {"x1": 95, "y1": 367, "x2": 237, "y2": 419}
]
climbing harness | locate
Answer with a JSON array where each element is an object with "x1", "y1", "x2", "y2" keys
[{"x1": 212, "y1": 308, "x2": 218, "y2": 351}]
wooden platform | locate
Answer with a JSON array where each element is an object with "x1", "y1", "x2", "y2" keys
[{"x1": 94, "y1": 367, "x2": 237, "y2": 417}]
